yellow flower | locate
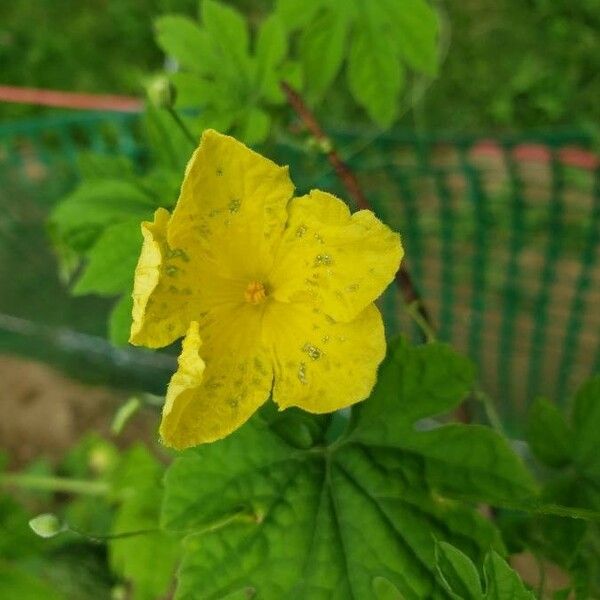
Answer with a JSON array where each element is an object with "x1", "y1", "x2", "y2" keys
[{"x1": 130, "y1": 130, "x2": 403, "y2": 449}]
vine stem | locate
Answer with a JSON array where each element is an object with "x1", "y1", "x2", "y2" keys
[
  {"x1": 167, "y1": 106, "x2": 197, "y2": 148},
  {"x1": 1, "y1": 473, "x2": 108, "y2": 496},
  {"x1": 280, "y1": 81, "x2": 433, "y2": 334}
]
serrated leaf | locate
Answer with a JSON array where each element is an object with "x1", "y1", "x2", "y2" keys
[
  {"x1": 73, "y1": 220, "x2": 140, "y2": 296},
  {"x1": 110, "y1": 446, "x2": 180, "y2": 600},
  {"x1": 155, "y1": 14, "x2": 215, "y2": 74},
  {"x1": 109, "y1": 292, "x2": 133, "y2": 346},
  {"x1": 527, "y1": 398, "x2": 572, "y2": 468},
  {"x1": 483, "y1": 551, "x2": 535, "y2": 600},
  {"x1": 435, "y1": 541, "x2": 483, "y2": 600},
  {"x1": 299, "y1": 8, "x2": 350, "y2": 102},
  {"x1": 380, "y1": 0, "x2": 439, "y2": 75},
  {"x1": 349, "y1": 340, "x2": 535, "y2": 504},
  {"x1": 161, "y1": 339, "x2": 538, "y2": 599},
  {"x1": 346, "y1": 25, "x2": 404, "y2": 127}
]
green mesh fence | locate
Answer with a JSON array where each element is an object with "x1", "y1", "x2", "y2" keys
[{"x1": 1, "y1": 111, "x2": 598, "y2": 432}]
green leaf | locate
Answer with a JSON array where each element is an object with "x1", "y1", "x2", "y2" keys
[
  {"x1": 435, "y1": 541, "x2": 483, "y2": 599},
  {"x1": 255, "y1": 14, "x2": 287, "y2": 100},
  {"x1": 155, "y1": 14, "x2": 214, "y2": 74},
  {"x1": 77, "y1": 152, "x2": 135, "y2": 181},
  {"x1": 237, "y1": 107, "x2": 270, "y2": 145},
  {"x1": 349, "y1": 340, "x2": 535, "y2": 505},
  {"x1": 299, "y1": 8, "x2": 350, "y2": 102},
  {"x1": 50, "y1": 180, "x2": 154, "y2": 253},
  {"x1": 346, "y1": 24, "x2": 404, "y2": 127},
  {"x1": 275, "y1": 0, "x2": 324, "y2": 31},
  {"x1": 435, "y1": 544, "x2": 534, "y2": 600},
  {"x1": 110, "y1": 446, "x2": 180, "y2": 600},
  {"x1": 161, "y1": 339, "x2": 537, "y2": 599},
  {"x1": 73, "y1": 220, "x2": 141, "y2": 296},
  {"x1": 381, "y1": 0, "x2": 439, "y2": 75},
  {"x1": 109, "y1": 292, "x2": 133, "y2": 346},
  {"x1": 372, "y1": 576, "x2": 407, "y2": 599},
  {"x1": 170, "y1": 72, "x2": 215, "y2": 109},
  {"x1": 201, "y1": 0, "x2": 250, "y2": 72},
  {"x1": 483, "y1": 551, "x2": 535, "y2": 600},
  {"x1": 0, "y1": 564, "x2": 64, "y2": 600},
  {"x1": 527, "y1": 398, "x2": 572, "y2": 468},
  {"x1": 572, "y1": 375, "x2": 600, "y2": 479}
]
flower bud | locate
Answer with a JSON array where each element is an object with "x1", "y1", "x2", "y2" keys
[
  {"x1": 147, "y1": 76, "x2": 176, "y2": 109},
  {"x1": 29, "y1": 513, "x2": 63, "y2": 538}
]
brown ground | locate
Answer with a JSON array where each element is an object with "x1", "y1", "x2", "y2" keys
[{"x1": 0, "y1": 354, "x2": 158, "y2": 468}]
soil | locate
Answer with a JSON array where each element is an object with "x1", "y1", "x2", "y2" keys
[{"x1": 0, "y1": 353, "x2": 158, "y2": 469}]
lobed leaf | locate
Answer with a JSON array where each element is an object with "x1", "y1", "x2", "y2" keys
[
  {"x1": 346, "y1": 25, "x2": 404, "y2": 127},
  {"x1": 299, "y1": 9, "x2": 350, "y2": 103},
  {"x1": 161, "y1": 338, "x2": 536, "y2": 599},
  {"x1": 155, "y1": 15, "x2": 215, "y2": 74}
]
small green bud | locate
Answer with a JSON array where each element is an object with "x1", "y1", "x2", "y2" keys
[
  {"x1": 147, "y1": 76, "x2": 176, "y2": 109},
  {"x1": 29, "y1": 513, "x2": 64, "y2": 538}
]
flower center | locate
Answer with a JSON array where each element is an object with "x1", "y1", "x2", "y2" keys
[{"x1": 244, "y1": 281, "x2": 267, "y2": 305}]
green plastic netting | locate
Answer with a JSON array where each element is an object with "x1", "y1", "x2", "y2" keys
[{"x1": 1, "y1": 111, "x2": 598, "y2": 433}]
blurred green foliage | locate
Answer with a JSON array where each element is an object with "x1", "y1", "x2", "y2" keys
[
  {"x1": 419, "y1": 0, "x2": 600, "y2": 132},
  {"x1": 2, "y1": 0, "x2": 598, "y2": 131}
]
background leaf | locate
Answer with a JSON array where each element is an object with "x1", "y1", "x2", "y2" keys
[
  {"x1": 155, "y1": 15, "x2": 214, "y2": 74},
  {"x1": 109, "y1": 446, "x2": 180, "y2": 600},
  {"x1": 527, "y1": 397, "x2": 572, "y2": 468},
  {"x1": 346, "y1": 24, "x2": 404, "y2": 127},
  {"x1": 109, "y1": 292, "x2": 134, "y2": 346},
  {"x1": 299, "y1": 9, "x2": 350, "y2": 103},
  {"x1": 73, "y1": 220, "x2": 141, "y2": 296}
]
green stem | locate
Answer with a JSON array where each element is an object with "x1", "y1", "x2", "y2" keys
[
  {"x1": 1, "y1": 473, "x2": 108, "y2": 496},
  {"x1": 67, "y1": 525, "x2": 160, "y2": 544},
  {"x1": 405, "y1": 300, "x2": 437, "y2": 343},
  {"x1": 472, "y1": 385, "x2": 505, "y2": 434},
  {"x1": 167, "y1": 107, "x2": 197, "y2": 148}
]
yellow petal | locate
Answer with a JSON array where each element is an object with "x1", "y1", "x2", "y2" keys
[
  {"x1": 168, "y1": 129, "x2": 294, "y2": 281},
  {"x1": 129, "y1": 208, "x2": 197, "y2": 348},
  {"x1": 270, "y1": 190, "x2": 403, "y2": 322},
  {"x1": 265, "y1": 302, "x2": 386, "y2": 413},
  {"x1": 160, "y1": 306, "x2": 273, "y2": 449}
]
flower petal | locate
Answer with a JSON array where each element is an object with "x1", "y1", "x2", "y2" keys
[
  {"x1": 168, "y1": 129, "x2": 294, "y2": 280},
  {"x1": 129, "y1": 208, "x2": 198, "y2": 348},
  {"x1": 265, "y1": 302, "x2": 386, "y2": 413},
  {"x1": 270, "y1": 190, "x2": 403, "y2": 322},
  {"x1": 160, "y1": 308, "x2": 273, "y2": 449}
]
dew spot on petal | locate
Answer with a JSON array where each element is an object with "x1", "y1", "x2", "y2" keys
[
  {"x1": 302, "y1": 343, "x2": 322, "y2": 361},
  {"x1": 298, "y1": 362, "x2": 307, "y2": 384},
  {"x1": 314, "y1": 254, "x2": 333, "y2": 267}
]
